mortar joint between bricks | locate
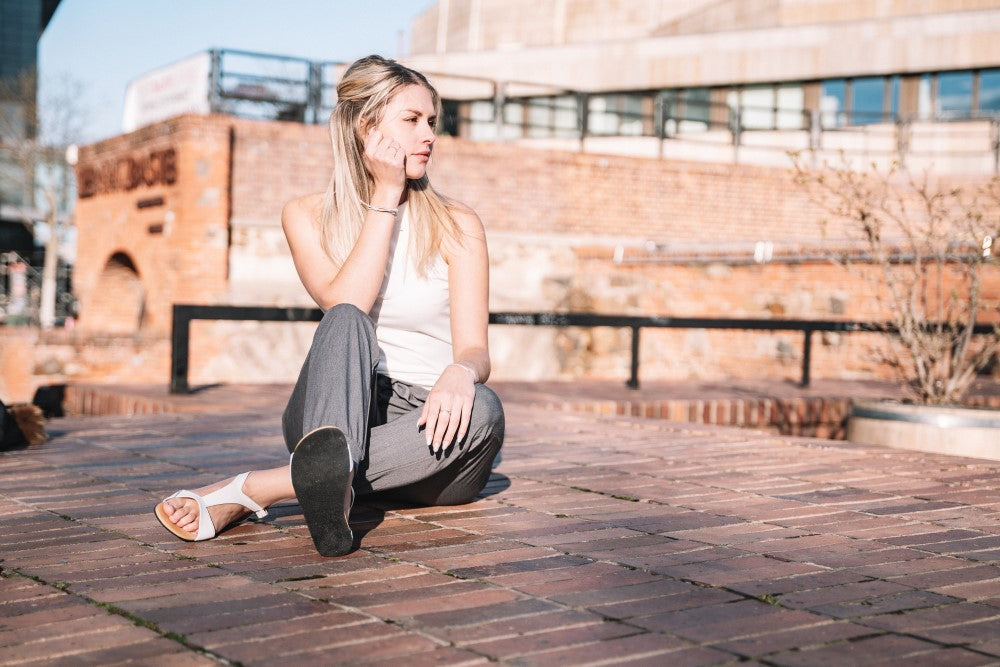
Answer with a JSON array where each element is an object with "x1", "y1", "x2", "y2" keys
[{"x1": 6, "y1": 566, "x2": 235, "y2": 664}]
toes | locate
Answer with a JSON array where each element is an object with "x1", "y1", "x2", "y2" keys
[
  {"x1": 165, "y1": 499, "x2": 199, "y2": 532},
  {"x1": 178, "y1": 507, "x2": 199, "y2": 531}
]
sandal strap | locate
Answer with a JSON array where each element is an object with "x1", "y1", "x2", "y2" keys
[
  {"x1": 163, "y1": 472, "x2": 268, "y2": 542},
  {"x1": 200, "y1": 472, "x2": 269, "y2": 519}
]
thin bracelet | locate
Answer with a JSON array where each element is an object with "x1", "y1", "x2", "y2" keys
[
  {"x1": 449, "y1": 362, "x2": 478, "y2": 383},
  {"x1": 362, "y1": 202, "x2": 398, "y2": 216}
]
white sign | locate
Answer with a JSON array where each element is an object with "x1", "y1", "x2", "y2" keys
[{"x1": 122, "y1": 52, "x2": 211, "y2": 132}]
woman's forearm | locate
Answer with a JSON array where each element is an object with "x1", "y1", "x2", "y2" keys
[
  {"x1": 452, "y1": 348, "x2": 490, "y2": 384},
  {"x1": 316, "y1": 208, "x2": 397, "y2": 311}
]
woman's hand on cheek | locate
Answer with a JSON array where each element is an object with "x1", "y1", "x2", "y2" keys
[
  {"x1": 363, "y1": 129, "x2": 406, "y2": 199},
  {"x1": 417, "y1": 365, "x2": 476, "y2": 452}
]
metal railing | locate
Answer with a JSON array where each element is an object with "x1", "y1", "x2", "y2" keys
[
  {"x1": 167, "y1": 303, "x2": 998, "y2": 394},
  {"x1": 202, "y1": 48, "x2": 1000, "y2": 171}
]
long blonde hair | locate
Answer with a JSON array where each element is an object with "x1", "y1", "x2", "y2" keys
[{"x1": 320, "y1": 55, "x2": 460, "y2": 274}]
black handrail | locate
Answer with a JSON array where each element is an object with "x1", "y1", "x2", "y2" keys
[{"x1": 169, "y1": 304, "x2": 995, "y2": 394}]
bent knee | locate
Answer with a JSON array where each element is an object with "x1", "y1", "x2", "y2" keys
[
  {"x1": 322, "y1": 302, "x2": 368, "y2": 323},
  {"x1": 316, "y1": 303, "x2": 376, "y2": 344},
  {"x1": 471, "y1": 384, "x2": 505, "y2": 432}
]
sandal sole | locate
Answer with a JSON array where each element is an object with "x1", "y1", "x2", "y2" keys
[
  {"x1": 291, "y1": 426, "x2": 354, "y2": 556},
  {"x1": 153, "y1": 502, "x2": 198, "y2": 541}
]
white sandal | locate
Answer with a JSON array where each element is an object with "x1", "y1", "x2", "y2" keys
[{"x1": 154, "y1": 472, "x2": 268, "y2": 542}]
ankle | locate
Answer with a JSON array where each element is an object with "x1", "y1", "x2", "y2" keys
[{"x1": 242, "y1": 470, "x2": 291, "y2": 508}]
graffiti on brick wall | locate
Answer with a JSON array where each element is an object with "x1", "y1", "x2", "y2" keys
[{"x1": 77, "y1": 147, "x2": 177, "y2": 198}]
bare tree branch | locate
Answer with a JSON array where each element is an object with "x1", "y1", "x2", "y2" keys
[{"x1": 792, "y1": 152, "x2": 1000, "y2": 405}]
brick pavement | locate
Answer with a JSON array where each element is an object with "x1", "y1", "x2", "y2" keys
[{"x1": 2, "y1": 390, "x2": 1000, "y2": 665}]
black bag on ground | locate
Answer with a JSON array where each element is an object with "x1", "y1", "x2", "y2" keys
[{"x1": 1, "y1": 399, "x2": 46, "y2": 451}]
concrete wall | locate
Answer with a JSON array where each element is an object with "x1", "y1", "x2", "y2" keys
[{"x1": 406, "y1": 1, "x2": 1000, "y2": 91}]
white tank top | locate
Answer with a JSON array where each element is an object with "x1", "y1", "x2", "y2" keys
[{"x1": 369, "y1": 204, "x2": 453, "y2": 390}]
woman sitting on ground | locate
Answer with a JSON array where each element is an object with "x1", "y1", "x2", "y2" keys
[{"x1": 154, "y1": 55, "x2": 505, "y2": 556}]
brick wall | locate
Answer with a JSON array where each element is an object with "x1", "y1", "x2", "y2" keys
[
  {"x1": 222, "y1": 123, "x2": 840, "y2": 246},
  {"x1": 53, "y1": 113, "x2": 997, "y2": 398},
  {"x1": 74, "y1": 115, "x2": 233, "y2": 334},
  {"x1": 430, "y1": 137, "x2": 831, "y2": 244}
]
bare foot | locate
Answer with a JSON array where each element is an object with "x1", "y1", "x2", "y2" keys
[{"x1": 160, "y1": 473, "x2": 260, "y2": 536}]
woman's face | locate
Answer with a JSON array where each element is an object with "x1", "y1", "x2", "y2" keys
[{"x1": 374, "y1": 84, "x2": 437, "y2": 180}]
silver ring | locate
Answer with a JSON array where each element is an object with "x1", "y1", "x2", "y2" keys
[{"x1": 440, "y1": 409, "x2": 451, "y2": 414}]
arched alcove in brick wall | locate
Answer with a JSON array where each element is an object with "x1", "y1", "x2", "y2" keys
[{"x1": 83, "y1": 252, "x2": 146, "y2": 334}]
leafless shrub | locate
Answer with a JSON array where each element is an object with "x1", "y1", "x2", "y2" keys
[{"x1": 792, "y1": 153, "x2": 1000, "y2": 405}]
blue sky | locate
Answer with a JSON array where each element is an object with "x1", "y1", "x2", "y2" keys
[{"x1": 39, "y1": 0, "x2": 436, "y2": 142}]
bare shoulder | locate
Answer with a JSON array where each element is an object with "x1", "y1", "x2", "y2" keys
[
  {"x1": 442, "y1": 201, "x2": 487, "y2": 266},
  {"x1": 281, "y1": 192, "x2": 324, "y2": 230},
  {"x1": 448, "y1": 201, "x2": 486, "y2": 239}
]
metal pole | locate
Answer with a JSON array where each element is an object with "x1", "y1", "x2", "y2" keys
[
  {"x1": 655, "y1": 92, "x2": 665, "y2": 159},
  {"x1": 208, "y1": 49, "x2": 223, "y2": 113},
  {"x1": 993, "y1": 119, "x2": 1000, "y2": 175},
  {"x1": 897, "y1": 118, "x2": 911, "y2": 170},
  {"x1": 627, "y1": 326, "x2": 641, "y2": 389},
  {"x1": 577, "y1": 92, "x2": 589, "y2": 151},
  {"x1": 731, "y1": 104, "x2": 742, "y2": 163},
  {"x1": 493, "y1": 80, "x2": 506, "y2": 140},
  {"x1": 800, "y1": 329, "x2": 813, "y2": 387},
  {"x1": 809, "y1": 109, "x2": 821, "y2": 150},
  {"x1": 307, "y1": 61, "x2": 323, "y2": 124},
  {"x1": 170, "y1": 306, "x2": 191, "y2": 394}
]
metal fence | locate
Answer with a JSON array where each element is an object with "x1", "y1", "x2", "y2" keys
[{"x1": 167, "y1": 303, "x2": 998, "y2": 394}]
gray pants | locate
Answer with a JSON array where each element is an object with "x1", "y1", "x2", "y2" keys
[{"x1": 282, "y1": 303, "x2": 505, "y2": 506}]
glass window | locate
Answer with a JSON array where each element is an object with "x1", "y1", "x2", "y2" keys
[
  {"x1": 620, "y1": 95, "x2": 644, "y2": 136},
  {"x1": 820, "y1": 79, "x2": 846, "y2": 127},
  {"x1": 553, "y1": 96, "x2": 579, "y2": 138},
  {"x1": 660, "y1": 90, "x2": 680, "y2": 135},
  {"x1": 501, "y1": 101, "x2": 523, "y2": 139},
  {"x1": 468, "y1": 101, "x2": 497, "y2": 141},
  {"x1": 681, "y1": 88, "x2": 710, "y2": 131},
  {"x1": 469, "y1": 100, "x2": 495, "y2": 122},
  {"x1": 678, "y1": 88, "x2": 712, "y2": 132},
  {"x1": 851, "y1": 77, "x2": 884, "y2": 124},
  {"x1": 526, "y1": 98, "x2": 552, "y2": 138},
  {"x1": 918, "y1": 74, "x2": 933, "y2": 120},
  {"x1": 937, "y1": 71, "x2": 973, "y2": 118},
  {"x1": 662, "y1": 89, "x2": 710, "y2": 132},
  {"x1": 776, "y1": 84, "x2": 804, "y2": 129},
  {"x1": 887, "y1": 75, "x2": 900, "y2": 120},
  {"x1": 588, "y1": 95, "x2": 616, "y2": 135},
  {"x1": 741, "y1": 85, "x2": 774, "y2": 129},
  {"x1": 588, "y1": 94, "x2": 645, "y2": 136},
  {"x1": 978, "y1": 69, "x2": 1000, "y2": 115}
]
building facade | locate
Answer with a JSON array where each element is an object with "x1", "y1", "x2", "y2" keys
[
  {"x1": 409, "y1": 0, "x2": 1000, "y2": 118},
  {"x1": 406, "y1": 0, "x2": 1000, "y2": 173},
  {"x1": 0, "y1": 0, "x2": 62, "y2": 213}
]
